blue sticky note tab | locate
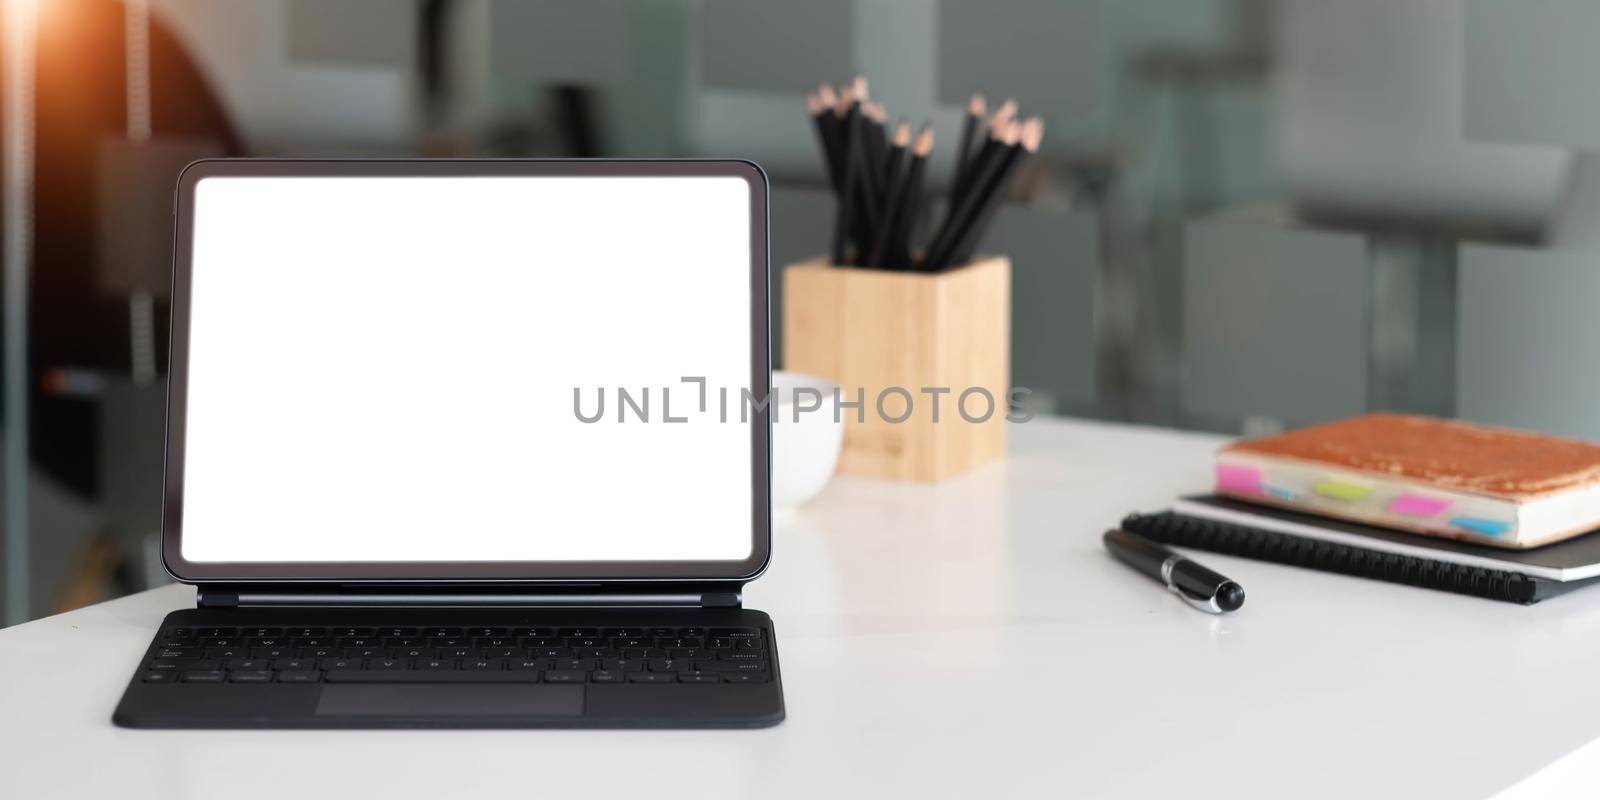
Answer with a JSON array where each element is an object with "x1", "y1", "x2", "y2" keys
[
  {"x1": 1265, "y1": 486, "x2": 1297, "y2": 501},
  {"x1": 1450, "y1": 516, "x2": 1510, "y2": 537}
]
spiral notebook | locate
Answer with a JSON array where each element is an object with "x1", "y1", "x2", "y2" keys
[{"x1": 1121, "y1": 495, "x2": 1600, "y2": 604}]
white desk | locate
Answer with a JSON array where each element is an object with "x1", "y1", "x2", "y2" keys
[{"x1": 4, "y1": 417, "x2": 1597, "y2": 798}]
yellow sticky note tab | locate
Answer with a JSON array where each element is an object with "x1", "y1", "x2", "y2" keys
[{"x1": 1315, "y1": 481, "x2": 1372, "y2": 501}]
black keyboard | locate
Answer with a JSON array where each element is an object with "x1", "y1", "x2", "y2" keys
[{"x1": 139, "y1": 624, "x2": 771, "y2": 685}]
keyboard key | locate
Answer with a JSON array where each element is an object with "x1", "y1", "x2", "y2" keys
[
  {"x1": 292, "y1": 637, "x2": 337, "y2": 648},
  {"x1": 723, "y1": 673, "x2": 770, "y2": 684},
  {"x1": 601, "y1": 658, "x2": 644, "y2": 672},
  {"x1": 707, "y1": 638, "x2": 734, "y2": 650},
  {"x1": 332, "y1": 627, "x2": 373, "y2": 637},
  {"x1": 679, "y1": 627, "x2": 707, "y2": 638},
  {"x1": 736, "y1": 639, "x2": 764, "y2": 651},
  {"x1": 225, "y1": 658, "x2": 272, "y2": 671},
  {"x1": 602, "y1": 628, "x2": 644, "y2": 638},
  {"x1": 423, "y1": 627, "x2": 463, "y2": 638},
  {"x1": 719, "y1": 651, "x2": 765, "y2": 661},
  {"x1": 415, "y1": 659, "x2": 454, "y2": 671},
  {"x1": 467, "y1": 627, "x2": 508, "y2": 638},
  {"x1": 280, "y1": 659, "x2": 318, "y2": 671},
  {"x1": 240, "y1": 627, "x2": 283, "y2": 637},
  {"x1": 370, "y1": 659, "x2": 409, "y2": 671},
  {"x1": 574, "y1": 648, "x2": 611, "y2": 660},
  {"x1": 181, "y1": 670, "x2": 225, "y2": 683},
  {"x1": 325, "y1": 671, "x2": 539, "y2": 683},
  {"x1": 199, "y1": 637, "x2": 242, "y2": 648},
  {"x1": 657, "y1": 638, "x2": 702, "y2": 649},
  {"x1": 647, "y1": 627, "x2": 677, "y2": 638},
  {"x1": 196, "y1": 627, "x2": 236, "y2": 637},
  {"x1": 610, "y1": 637, "x2": 648, "y2": 649},
  {"x1": 512, "y1": 627, "x2": 555, "y2": 637},
  {"x1": 627, "y1": 673, "x2": 674, "y2": 684},
  {"x1": 336, "y1": 637, "x2": 379, "y2": 648},
  {"x1": 554, "y1": 659, "x2": 597, "y2": 671},
  {"x1": 277, "y1": 671, "x2": 322, "y2": 683},
  {"x1": 696, "y1": 660, "x2": 767, "y2": 673},
  {"x1": 378, "y1": 627, "x2": 419, "y2": 638},
  {"x1": 473, "y1": 637, "x2": 514, "y2": 648},
  {"x1": 391, "y1": 648, "x2": 430, "y2": 659},
  {"x1": 297, "y1": 647, "x2": 339, "y2": 659},
  {"x1": 251, "y1": 647, "x2": 292, "y2": 659},
  {"x1": 438, "y1": 648, "x2": 473, "y2": 659},
  {"x1": 150, "y1": 659, "x2": 219, "y2": 671},
  {"x1": 529, "y1": 648, "x2": 572, "y2": 659},
  {"x1": 229, "y1": 671, "x2": 274, "y2": 683},
  {"x1": 204, "y1": 648, "x2": 246, "y2": 659},
  {"x1": 559, "y1": 627, "x2": 600, "y2": 638},
  {"x1": 481, "y1": 648, "x2": 520, "y2": 659},
  {"x1": 520, "y1": 637, "x2": 562, "y2": 647},
  {"x1": 543, "y1": 670, "x2": 587, "y2": 684},
  {"x1": 648, "y1": 659, "x2": 691, "y2": 672},
  {"x1": 590, "y1": 670, "x2": 626, "y2": 683},
  {"x1": 142, "y1": 671, "x2": 175, "y2": 683},
  {"x1": 343, "y1": 647, "x2": 385, "y2": 658},
  {"x1": 323, "y1": 659, "x2": 362, "y2": 671},
  {"x1": 156, "y1": 649, "x2": 195, "y2": 659},
  {"x1": 163, "y1": 627, "x2": 194, "y2": 638},
  {"x1": 249, "y1": 637, "x2": 284, "y2": 648},
  {"x1": 508, "y1": 659, "x2": 548, "y2": 671},
  {"x1": 463, "y1": 659, "x2": 502, "y2": 671},
  {"x1": 568, "y1": 637, "x2": 605, "y2": 649},
  {"x1": 710, "y1": 627, "x2": 762, "y2": 638},
  {"x1": 286, "y1": 627, "x2": 327, "y2": 638},
  {"x1": 679, "y1": 672, "x2": 721, "y2": 684}
]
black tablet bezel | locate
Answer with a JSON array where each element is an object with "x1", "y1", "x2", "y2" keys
[{"x1": 161, "y1": 159, "x2": 771, "y2": 584}]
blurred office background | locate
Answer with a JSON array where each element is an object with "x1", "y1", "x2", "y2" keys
[{"x1": 1, "y1": 0, "x2": 1596, "y2": 623}]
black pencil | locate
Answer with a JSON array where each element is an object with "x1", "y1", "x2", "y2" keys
[
  {"x1": 813, "y1": 85, "x2": 845, "y2": 191},
  {"x1": 950, "y1": 98, "x2": 1015, "y2": 211},
  {"x1": 946, "y1": 117, "x2": 1043, "y2": 267},
  {"x1": 889, "y1": 125, "x2": 934, "y2": 269},
  {"x1": 831, "y1": 84, "x2": 860, "y2": 264},
  {"x1": 847, "y1": 105, "x2": 882, "y2": 261},
  {"x1": 922, "y1": 119, "x2": 1019, "y2": 270},
  {"x1": 880, "y1": 119, "x2": 910, "y2": 210},
  {"x1": 952, "y1": 94, "x2": 985, "y2": 199},
  {"x1": 868, "y1": 120, "x2": 913, "y2": 267}
]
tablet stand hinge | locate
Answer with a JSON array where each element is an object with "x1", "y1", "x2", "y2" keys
[{"x1": 195, "y1": 586, "x2": 742, "y2": 609}]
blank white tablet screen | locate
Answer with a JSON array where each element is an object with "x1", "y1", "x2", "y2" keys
[{"x1": 179, "y1": 175, "x2": 754, "y2": 563}]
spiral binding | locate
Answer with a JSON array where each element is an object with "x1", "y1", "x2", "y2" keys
[{"x1": 1120, "y1": 511, "x2": 1541, "y2": 605}]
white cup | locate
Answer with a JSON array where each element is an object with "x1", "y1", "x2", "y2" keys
[{"x1": 770, "y1": 371, "x2": 845, "y2": 511}]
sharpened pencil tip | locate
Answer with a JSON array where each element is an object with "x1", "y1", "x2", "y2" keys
[
  {"x1": 835, "y1": 86, "x2": 856, "y2": 116},
  {"x1": 1020, "y1": 117, "x2": 1044, "y2": 152},
  {"x1": 1000, "y1": 120, "x2": 1021, "y2": 146},
  {"x1": 913, "y1": 126, "x2": 934, "y2": 156},
  {"x1": 992, "y1": 99, "x2": 1018, "y2": 127}
]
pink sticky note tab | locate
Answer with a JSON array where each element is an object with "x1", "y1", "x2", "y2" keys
[
  {"x1": 1388, "y1": 494, "x2": 1451, "y2": 517},
  {"x1": 1216, "y1": 464, "x2": 1262, "y2": 494}
]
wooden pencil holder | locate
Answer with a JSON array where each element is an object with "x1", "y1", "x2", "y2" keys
[{"x1": 782, "y1": 255, "x2": 1011, "y2": 482}]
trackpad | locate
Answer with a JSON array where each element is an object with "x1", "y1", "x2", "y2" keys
[{"x1": 316, "y1": 685, "x2": 584, "y2": 716}]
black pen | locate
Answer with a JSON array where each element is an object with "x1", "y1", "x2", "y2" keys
[{"x1": 1103, "y1": 529, "x2": 1245, "y2": 614}]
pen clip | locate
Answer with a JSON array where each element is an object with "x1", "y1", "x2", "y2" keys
[{"x1": 1160, "y1": 556, "x2": 1225, "y2": 614}]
